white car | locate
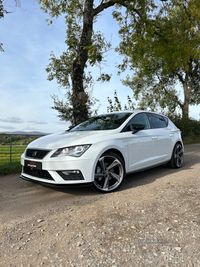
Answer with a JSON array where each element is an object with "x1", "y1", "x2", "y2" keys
[{"x1": 20, "y1": 110, "x2": 184, "y2": 193}]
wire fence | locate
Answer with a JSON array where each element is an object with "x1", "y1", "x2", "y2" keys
[{"x1": 0, "y1": 134, "x2": 43, "y2": 165}]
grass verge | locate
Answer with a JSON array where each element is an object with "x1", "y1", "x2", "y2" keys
[
  {"x1": 182, "y1": 136, "x2": 200, "y2": 145},
  {"x1": 0, "y1": 162, "x2": 22, "y2": 176}
]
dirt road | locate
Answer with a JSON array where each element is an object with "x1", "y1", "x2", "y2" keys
[{"x1": 0, "y1": 144, "x2": 200, "y2": 267}]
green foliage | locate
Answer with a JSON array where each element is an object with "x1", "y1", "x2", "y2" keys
[
  {"x1": 0, "y1": 0, "x2": 5, "y2": 20},
  {"x1": 39, "y1": 0, "x2": 157, "y2": 126},
  {"x1": 0, "y1": 134, "x2": 37, "y2": 145},
  {"x1": 158, "y1": 112, "x2": 200, "y2": 143},
  {"x1": 173, "y1": 117, "x2": 200, "y2": 139},
  {"x1": 107, "y1": 90, "x2": 135, "y2": 112},
  {"x1": 0, "y1": 0, "x2": 6, "y2": 51},
  {"x1": 117, "y1": 0, "x2": 200, "y2": 119},
  {"x1": 0, "y1": 135, "x2": 41, "y2": 168},
  {"x1": 42, "y1": 0, "x2": 117, "y2": 125},
  {"x1": 0, "y1": 144, "x2": 26, "y2": 165},
  {"x1": 0, "y1": 0, "x2": 21, "y2": 52}
]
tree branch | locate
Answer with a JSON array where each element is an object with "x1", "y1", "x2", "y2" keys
[
  {"x1": 177, "y1": 72, "x2": 184, "y2": 84},
  {"x1": 157, "y1": 73, "x2": 183, "y2": 108},
  {"x1": 93, "y1": 1, "x2": 115, "y2": 17},
  {"x1": 189, "y1": 62, "x2": 199, "y2": 91},
  {"x1": 93, "y1": 0, "x2": 141, "y2": 18}
]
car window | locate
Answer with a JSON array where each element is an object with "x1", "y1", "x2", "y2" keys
[
  {"x1": 69, "y1": 112, "x2": 132, "y2": 131},
  {"x1": 163, "y1": 116, "x2": 169, "y2": 126},
  {"x1": 123, "y1": 113, "x2": 151, "y2": 131},
  {"x1": 148, "y1": 113, "x2": 167, "y2": 128}
]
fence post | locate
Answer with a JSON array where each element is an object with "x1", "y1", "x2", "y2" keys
[{"x1": 10, "y1": 135, "x2": 12, "y2": 163}]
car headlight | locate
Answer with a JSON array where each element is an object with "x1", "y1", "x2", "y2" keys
[{"x1": 51, "y1": 145, "x2": 91, "y2": 158}]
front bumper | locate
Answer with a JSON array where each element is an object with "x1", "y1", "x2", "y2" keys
[
  {"x1": 19, "y1": 174, "x2": 93, "y2": 188},
  {"x1": 20, "y1": 152, "x2": 96, "y2": 185}
]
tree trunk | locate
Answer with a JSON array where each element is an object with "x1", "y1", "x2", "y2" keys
[
  {"x1": 182, "y1": 82, "x2": 190, "y2": 120},
  {"x1": 71, "y1": 0, "x2": 94, "y2": 126}
]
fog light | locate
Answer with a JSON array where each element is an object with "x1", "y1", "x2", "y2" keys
[
  {"x1": 62, "y1": 170, "x2": 80, "y2": 175},
  {"x1": 57, "y1": 170, "x2": 84, "y2": 180}
]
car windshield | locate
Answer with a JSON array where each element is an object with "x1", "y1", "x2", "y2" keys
[{"x1": 69, "y1": 112, "x2": 132, "y2": 131}]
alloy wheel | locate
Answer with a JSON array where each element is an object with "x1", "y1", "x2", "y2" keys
[
  {"x1": 174, "y1": 143, "x2": 184, "y2": 167},
  {"x1": 93, "y1": 152, "x2": 125, "y2": 193}
]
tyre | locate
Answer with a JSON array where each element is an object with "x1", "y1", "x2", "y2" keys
[
  {"x1": 92, "y1": 152, "x2": 125, "y2": 193},
  {"x1": 167, "y1": 143, "x2": 184, "y2": 168}
]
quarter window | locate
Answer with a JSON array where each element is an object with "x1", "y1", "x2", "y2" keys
[{"x1": 148, "y1": 113, "x2": 167, "y2": 128}]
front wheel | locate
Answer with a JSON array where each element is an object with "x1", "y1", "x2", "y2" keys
[
  {"x1": 92, "y1": 152, "x2": 125, "y2": 193},
  {"x1": 167, "y1": 143, "x2": 184, "y2": 168}
]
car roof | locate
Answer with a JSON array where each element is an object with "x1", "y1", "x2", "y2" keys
[{"x1": 98, "y1": 110, "x2": 166, "y2": 116}]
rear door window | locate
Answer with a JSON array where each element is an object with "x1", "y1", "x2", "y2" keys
[{"x1": 148, "y1": 113, "x2": 167, "y2": 128}]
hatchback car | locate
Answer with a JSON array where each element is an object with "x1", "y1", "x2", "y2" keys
[{"x1": 20, "y1": 110, "x2": 184, "y2": 193}]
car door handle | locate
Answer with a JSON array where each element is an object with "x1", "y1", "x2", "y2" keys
[
  {"x1": 169, "y1": 133, "x2": 174, "y2": 137},
  {"x1": 152, "y1": 136, "x2": 157, "y2": 140}
]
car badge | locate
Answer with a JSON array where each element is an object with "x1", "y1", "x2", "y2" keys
[
  {"x1": 32, "y1": 151, "x2": 37, "y2": 157},
  {"x1": 28, "y1": 162, "x2": 37, "y2": 168}
]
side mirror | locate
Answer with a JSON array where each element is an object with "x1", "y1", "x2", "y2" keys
[{"x1": 129, "y1": 124, "x2": 145, "y2": 134}]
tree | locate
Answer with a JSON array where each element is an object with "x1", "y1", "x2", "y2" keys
[
  {"x1": 117, "y1": 0, "x2": 200, "y2": 119},
  {"x1": 38, "y1": 0, "x2": 156, "y2": 126},
  {"x1": 0, "y1": 0, "x2": 7, "y2": 51},
  {"x1": 107, "y1": 89, "x2": 135, "y2": 112},
  {"x1": 0, "y1": 0, "x2": 21, "y2": 51}
]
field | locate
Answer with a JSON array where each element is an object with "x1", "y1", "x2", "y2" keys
[
  {"x1": 0, "y1": 134, "x2": 42, "y2": 176},
  {"x1": 0, "y1": 144, "x2": 26, "y2": 176},
  {"x1": 0, "y1": 144, "x2": 26, "y2": 165},
  {"x1": 0, "y1": 134, "x2": 42, "y2": 166}
]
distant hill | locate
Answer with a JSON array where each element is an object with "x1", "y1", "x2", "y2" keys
[{"x1": 0, "y1": 131, "x2": 51, "y2": 136}]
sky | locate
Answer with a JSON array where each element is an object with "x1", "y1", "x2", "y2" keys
[{"x1": 0, "y1": 1, "x2": 200, "y2": 134}]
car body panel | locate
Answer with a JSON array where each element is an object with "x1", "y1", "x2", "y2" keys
[
  {"x1": 20, "y1": 110, "x2": 184, "y2": 188},
  {"x1": 122, "y1": 130, "x2": 157, "y2": 170}
]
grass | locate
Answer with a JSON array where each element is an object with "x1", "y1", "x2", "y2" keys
[
  {"x1": 182, "y1": 136, "x2": 200, "y2": 145},
  {"x1": 0, "y1": 162, "x2": 22, "y2": 176},
  {"x1": 0, "y1": 144, "x2": 25, "y2": 176},
  {"x1": 0, "y1": 135, "x2": 40, "y2": 176},
  {"x1": 0, "y1": 145, "x2": 26, "y2": 164}
]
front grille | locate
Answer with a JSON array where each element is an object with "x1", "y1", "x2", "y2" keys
[
  {"x1": 26, "y1": 149, "x2": 51, "y2": 159},
  {"x1": 23, "y1": 166, "x2": 54, "y2": 180}
]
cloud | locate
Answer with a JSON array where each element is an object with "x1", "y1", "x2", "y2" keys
[
  {"x1": 0, "y1": 126, "x2": 15, "y2": 130},
  {"x1": 55, "y1": 121, "x2": 69, "y2": 125},
  {"x1": 0, "y1": 117, "x2": 23, "y2": 123},
  {"x1": 28, "y1": 121, "x2": 48, "y2": 125}
]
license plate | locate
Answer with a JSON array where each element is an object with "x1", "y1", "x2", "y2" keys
[{"x1": 25, "y1": 160, "x2": 42, "y2": 170}]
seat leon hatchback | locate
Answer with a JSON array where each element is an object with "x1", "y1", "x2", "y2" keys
[{"x1": 20, "y1": 110, "x2": 184, "y2": 193}]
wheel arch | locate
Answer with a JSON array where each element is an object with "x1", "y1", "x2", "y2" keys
[
  {"x1": 174, "y1": 140, "x2": 184, "y2": 151},
  {"x1": 102, "y1": 148, "x2": 125, "y2": 165},
  {"x1": 170, "y1": 140, "x2": 184, "y2": 158},
  {"x1": 167, "y1": 141, "x2": 184, "y2": 168},
  {"x1": 176, "y1": 140, "x2": 183, "y2": 146}
]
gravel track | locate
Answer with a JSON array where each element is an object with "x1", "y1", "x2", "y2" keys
[{"x1": 0, "y1": 144, "x2": 200, "y2": 267}]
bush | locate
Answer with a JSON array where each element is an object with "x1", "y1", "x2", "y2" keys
[
  {"x1": 173, "y1": 118, "x2": 200, "y2": 138},
  {"x1": 168, "y1": 116, "x2": 200, "y2": 144}
]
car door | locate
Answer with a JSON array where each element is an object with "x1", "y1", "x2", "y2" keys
[
  {"x1": 122, "y1": 113, "x2": 159, "y2": 172},
  {"x1": 147, "y1": 113, "x2": 174, "y2": 162}
]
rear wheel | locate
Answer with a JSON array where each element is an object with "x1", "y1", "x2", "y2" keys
[
  {"x1": 167, "y1": 143, "x2": 183, "y2": 168},
  {"x1": 92, "y1": 152, "x2": 125, "y2": 193}
]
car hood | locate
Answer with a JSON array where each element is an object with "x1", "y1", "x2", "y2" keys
[{"x1": 27, "y1": 130, "x2": 115, "y2": 150}]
